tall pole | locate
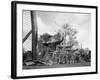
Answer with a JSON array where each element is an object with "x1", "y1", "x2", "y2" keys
[{"x1": 30, "y1": 11, "x2": 38, "y2": 60}]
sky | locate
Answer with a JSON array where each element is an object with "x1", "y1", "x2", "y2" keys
[{"x1": 23, "y1": 10, "x2": 91, "y2": 51}]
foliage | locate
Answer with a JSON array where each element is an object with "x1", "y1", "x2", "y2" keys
[
  {"x1": 39, "y1": 33, "x2": 52, "y2": 42},
  {"x1": 61, "y1": 24, "x2": 79, "y2": 47},
  {"x1": 53, "y1": 32, "x2": 61, "y2": 41}
]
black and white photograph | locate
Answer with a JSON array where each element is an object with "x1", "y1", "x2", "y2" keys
[
  {"x1": 11, "y1": 1, "x2": 97, "y2": 79},
  {"x1": 23, "y1": 10, "x2": 91, "y2": 69}
]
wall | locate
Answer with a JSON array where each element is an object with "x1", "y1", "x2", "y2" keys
[{"x1": 0, "y1": 0, "x2": 99, "y2": 80}]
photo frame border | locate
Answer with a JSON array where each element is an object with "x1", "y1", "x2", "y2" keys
[{"x1": 11, "y1": 1, "x2": 98, "y2": 79}]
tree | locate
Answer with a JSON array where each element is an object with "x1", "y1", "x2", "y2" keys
[
  {"x1": 39, "y1": 33, "x2": 52, "y2": 43},
  {"x1": 53, "y1": 32, "x2": 61, "y2": 41},
  {"x1": 61, "y1": 24, "x2": 79, "y2": 47}
]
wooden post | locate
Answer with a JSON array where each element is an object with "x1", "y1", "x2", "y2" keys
[{"x1": 30, "y1": 11, "x2": 38, "y2": 60}]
